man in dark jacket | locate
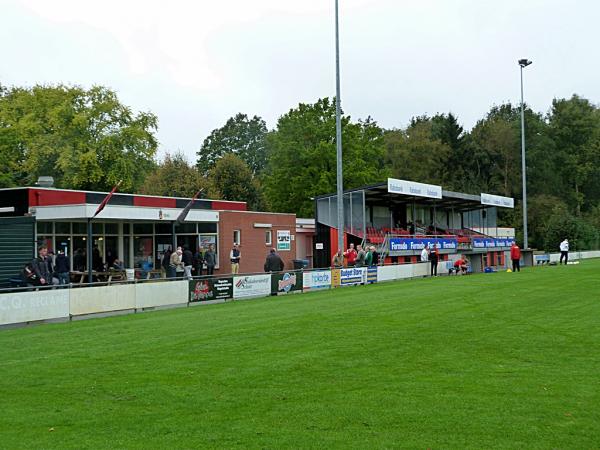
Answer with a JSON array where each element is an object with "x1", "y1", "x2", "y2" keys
[
  {"x1": 193, "y1": 247, "x2": 205, "y2": 276},
  {"x1": 204, "y1": 244, "x2": 216, "y2": 275},
  {"x1": 55, "y1": 250, "x2": 70, "y2": 286},
  {"x1": 31, "y1": 246, "x2": 54, "y2": 286},
  {"x1": 264, "y1": 249, "x2": 284, "y2": 272},
  {"x1": 182, "y1": 246, "x2": 194, "y2": 280}
]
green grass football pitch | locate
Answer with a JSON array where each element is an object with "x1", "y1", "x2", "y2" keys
[{"x1": 1, "y1": 261, "x2": 599, "y2": 449}]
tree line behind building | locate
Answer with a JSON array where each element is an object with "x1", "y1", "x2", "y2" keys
[{"x1": 2, "y1": 84, "x2": 600, "y2": 251}]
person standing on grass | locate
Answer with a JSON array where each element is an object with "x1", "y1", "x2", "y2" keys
[
  {"x1": 371, "y1": 246, "x2": 380, "y2": 266},
  {"x1": 182, "y1": 246, "x2": 194, "y2": 280},
  {"x1": 510, "y1": 242, "x2": 522, "y2": 272},
  {"x1": 421, "y1": 244, "x2": 429, "y2": 263},
  {"x1": 344, "y1": 243, "x2": 357, "y2": 267},
  {"x1": 204, "y1": 244, "x2": 216, "y2": 276},
  {"x1": 354, "y1": 244, "x2": 366, "y2": 268},
  {"x1": 365, "y1": 246, "x2": 373, "y2": 267},
  {"x1": 559, "y1": 239, "x2": 569, "y2": 265},
  {"x1": 31, "y1": 246, "x2": 56, "y2": 286},
  {"x1": 230, "y1": 244, "x2": 241, "y2": 274},
  {"x1": 430, "y1": 244, "x2": 439, "y2": 277},
  {"x1": 264, "y1": 248, "x2": 284, "y2": 272},
  {"x1": 55, "y1": 250, "x2": 70, "y2": 286},
  {"x1": 169, "y1": 247, "x2": 184, "y2": 278}
]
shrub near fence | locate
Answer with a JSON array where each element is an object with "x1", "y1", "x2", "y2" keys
[{"x1": 2, "y1": 250, "x2": 600, "y2": 327}]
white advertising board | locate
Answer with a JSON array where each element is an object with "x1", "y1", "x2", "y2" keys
[
  {"x1": 387, "y1": 178, "x2": 442, "y2": 199},
  {"x1": 377, "y1": 265, "x2": 397, "y2": 282},
  {"x1": 135, "y1": 281, "x2": 188, "y2": 308},
  {"x1": 0, "y1": 289, "x2": 69, "y2": 325},
  {"x1": 70, "y1": 284, "x2": 136, "y2": 316},
  {"x1": 276, "y1": 230, "x2": 291, "y2": 251},
  {"x1": 480, "y1": 193, "x2": 514, "y2": 209},
  {"x1": 340, "y1": 267, "x2": 367, "y2": 286},
  {"x1": 303, "y1": 270, "x2": 332, "y2": 291},
  {"x1": 233, "y1": 274, "x2": 271, "y2": 299}
]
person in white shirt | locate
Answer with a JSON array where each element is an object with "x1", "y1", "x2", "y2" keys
[
  {"x1": 420, "y1": 244, "x2": 429, "y2": 263},
  {"x1": 559, "y1": 239, "x2": 569, "y2": 265}
]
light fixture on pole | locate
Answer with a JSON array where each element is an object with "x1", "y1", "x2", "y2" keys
[
  {"x1": 518, "y1": 58, "x2": 532, "y2": 249},
  {"x1": 335, "y1": 0, "x2": 344, "y2": 253}
]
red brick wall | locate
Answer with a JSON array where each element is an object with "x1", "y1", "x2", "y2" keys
[{"x1": 216, "y1": 211, "x2": 297, "y2": 275}]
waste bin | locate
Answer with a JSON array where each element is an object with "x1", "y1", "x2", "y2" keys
[{"x1": 292, "y1": 259, "x2": 309, "y2": 270}]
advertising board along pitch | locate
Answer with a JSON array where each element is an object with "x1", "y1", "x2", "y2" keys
[{"x1": 388, "y1": 237, "x2": 458, "y2": 255}]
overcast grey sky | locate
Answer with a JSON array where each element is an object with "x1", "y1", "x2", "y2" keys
[{"x1": 1, "y1": 0, "x2": 599, "y2": 161}]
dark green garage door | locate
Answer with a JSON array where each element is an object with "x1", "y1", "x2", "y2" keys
[{"x1": 0, "y1": 216, "x2": 35, "y2": 287}]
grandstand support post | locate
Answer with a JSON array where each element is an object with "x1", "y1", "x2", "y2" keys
[
  {"x1": 519, "y1": 58, "x2": 532, "y2": 249},
  {"x1": 334, "y1": 0, "x2": 344, "y2": 253},
  {"x1": 87, "y1": 218, "x2": 92, "y2": 284}
]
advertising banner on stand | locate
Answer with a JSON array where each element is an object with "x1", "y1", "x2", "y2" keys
[
  {"x1": 271, "y1": 270, "x2": 303, "y2": 295},
  {"x1": 331, "y1": 269, "x2": 341, "y2": 287},
  {"x1": 366, "y1": 266, "x2": 378, "y2": 284},
  {"x1": 233, "y1": 274, "x2": 272, "y2": 299},
  {"x1": 303, "y1": 270, "x2": 332, "y2": 291},
  {"x1": 189, "y1": 277, "x2": 233, "y2": 302},
  {"x1": 340, "y1": 267, "x2": 367, "y2": 286},
  {"x1": 388, "y1": 238, "x2": 458, "y2": 255},
  {"x1": 472, "y1": 238, "x2": 515, "y2": 249}
]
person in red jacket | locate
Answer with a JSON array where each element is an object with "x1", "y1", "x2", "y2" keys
[
  {"x1": 344, "y1": 243, "x2": 357, "y2": 267},
  {"x1": 510, "y1": 242, "x2": 522, "y2": 272}
]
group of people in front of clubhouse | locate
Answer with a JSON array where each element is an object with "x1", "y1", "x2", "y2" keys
[{"x1": 20, "y1": 237, "x2": 573, "y2": 287}]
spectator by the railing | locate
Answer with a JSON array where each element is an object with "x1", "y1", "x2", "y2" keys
[
  {"x1": 264, "y1": 248, "x2": 284, "y2": 272},
  {"x1": 370, "y1": 246, "x2": 380, "y2": 266},
  {"x1": 182, "y1": 246, "x2": 194, "y2": 280},
  {"x1": 92, "y1": 246, "x2": 104, "y2": 272},
  {"x1": 344, "y1": 243, "x2": 357, "y2": 267},
  {"x1": 161, "y1": 247, "x2": 172, "y2": 278},
  {"x1": 74, "y1": 248, "x2": 86, "y2": 272},
  {"x1": 510, "y1": 242, "x2": 521, "y2": 272},
  {"x1": 111, "y1": 259, "x2": 124, "y2": 271},
  {"x1": 193, "y1": 247, "x2": 205, "y2": 277},
  {"x1": 559, "y1": 239, "x2": 569, "y2": 265},
  {"x1": 55, "y1": 250, "x2": 70, "y2": 286},
  {"x1": 365, "y1": 246, "x2": 373, "y2": 267},
  {"x1": 169, "y1": 247, "x2": 184, "y2": 278},
  {"x1": 230, "y1": 244, "x2": 241, "y2": 274},
  {"x1": 31, "y1": 246, "x2": 57, "y2": 286},
  {"x1": 421, "y1": 244, "x2": 430, "y2": 263},
  {"x1": 355, "y1": 244, "x2": 366, "y2": 268},
  {"x1": 430, "y1": 244, "x2": 439, "y2": 277},
  {"x1": 204, "y1": 244, "x2": 216, "y2": 275},
  {"x1": 331, "y1": 250, "x2": 344, "y2": 268}
]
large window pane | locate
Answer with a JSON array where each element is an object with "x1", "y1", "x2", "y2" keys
[
  {"x1": 175, "y1": 223, "x2": 196, "y2": 234},
  {"x1": 133, "y1": 223, "x2": 153, "y2": 235},
  {"x1": 56, "y1": 236, "x2": 71, "y2": 257},
  {"x1": 134, "y1": 236, "x2": 153, "y2": 269},
  {"x1": 72, "y1": 222, "x2": 86, "y2": 234},
  {"x1": 198, "y1": 223, "x2": 217, "y2": 233},
  {"x1": 55, "y1": 222, "x2": 71, "y2": 234},
  {"x1": 37, "y1": 222, "x2": 53, "y2": 234},
  {"x1": 72, "y1": 237, "x2": 87, "y2": 271},
  {"x1": 105, "y1": 223, "x2": 118, "y2": 235},
  {"x1": 155, "y1": 223, "x2": 172, "y2": 234}
]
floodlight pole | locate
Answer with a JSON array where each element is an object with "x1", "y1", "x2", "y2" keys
[
  {"x1": 334, "y1": 0, "x2": 344, "y2": 253},
  {"x1": 519, "y1": 59, "x2": 532, "y2": 249}
]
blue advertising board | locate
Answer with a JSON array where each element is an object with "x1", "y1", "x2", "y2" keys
[
  {"x1": 472, "y1": 238, "x2": 515, "y2": 249},
  {"x1": 388, "y1": 238, "x2": 458, "y2": 255}
]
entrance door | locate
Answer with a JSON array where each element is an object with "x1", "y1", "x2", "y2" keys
[{"x1": 177, "y1": 235, "x2": 198, "y2": 253}]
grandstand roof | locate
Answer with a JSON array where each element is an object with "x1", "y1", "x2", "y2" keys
[{"x1": 316, "y1": 182, "x2": 492, "y2": 212}]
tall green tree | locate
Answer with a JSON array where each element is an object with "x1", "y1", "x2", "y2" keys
[
  {"x1": 197, "y1": 113, "x2": 268, "y2": 176},
  {"x1": 140, "y1": 152, "x2": 208, "y2": 198},
  {"x1": 548, "y1": 95, "x2": 600, "y2": 215},
  {"x1": 209, "y1": 153, "x2": 264, "y2": 211},
  {"x1": 263, "y1": 98, "x2": 389, "y2": 217},
  {"x1": 384, "y1": 120, "x2": 450, "y2": 186},
  {"x1": 0, "y1": 84, "x2": 158, "y2": 191}
]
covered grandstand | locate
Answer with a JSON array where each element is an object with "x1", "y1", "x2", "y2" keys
[{"x1": 313, "y1": 178, "x2": 516, "y2": 271}]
